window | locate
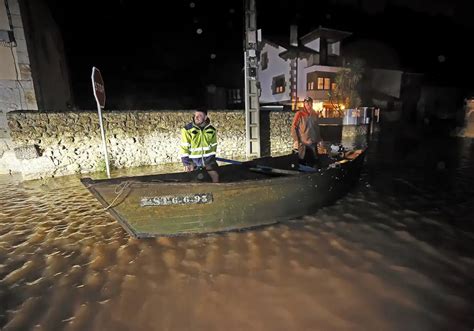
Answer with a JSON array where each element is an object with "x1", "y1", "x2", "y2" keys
[
  {"x1": 227, "y1": 88, "x2": 242, "y2": 104},
  {"x1": 261, "y1": 52, "x2": 268, "y2": 70},
  {"x1": 308, "y1": 72, "x2": 334, "y2": 91},
  {"x1": 272, "y1": 75, "x2": 285, "y2": 94},
  {"x1": 317, "y1": 77, "x2": 324, "y2": 90},
  {"x1": 324, "y1": 78, "x2": 331, "y2": 90},
  {"x1": 331, "y1": 83, "x2": 337, "y2": 91},
  {"x1": 307, "y1": 72, "x2": 317, "y2": 90},
  {"x1": 317, "y1": 77, "x2": 331, "y2": 90}
]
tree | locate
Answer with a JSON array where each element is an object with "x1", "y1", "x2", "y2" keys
[{"x1": 328, "y1": 59, "x2": 365, "y2": 116}]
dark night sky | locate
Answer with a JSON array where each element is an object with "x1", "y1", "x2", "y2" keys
[{"x1": 43, "y1": 0, "x2": 474, "y2": 108}]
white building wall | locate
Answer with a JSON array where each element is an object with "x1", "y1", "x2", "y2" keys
[
  {"x1": 303, "y1": 38, "x2": 320, "y2": 52},
  {"x1": 258, "y1": 39, "x2": 345, "y2": 105},
  {"x1": 258, "y1": 42, "x2": 291, "y2": 104}
]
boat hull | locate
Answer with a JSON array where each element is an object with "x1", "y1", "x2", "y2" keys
[{"x1": 81, "y1": 151, "x2": 365, "y2": 238}]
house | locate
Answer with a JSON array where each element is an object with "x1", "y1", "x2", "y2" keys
[
  {"x1": 1, "y1": 0, "x2": 74, "y2": 173},
  {"x1": 257, "y1": 26, "x2": 351, "y2": 112},
  {"x1": 0, "y1": 0, "x2": 73, "y2": 137}
]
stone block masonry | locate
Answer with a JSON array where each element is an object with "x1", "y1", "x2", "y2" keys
[
  {"x1": 3, "y1": 109, "x2": 368, "y2": 179},
  {"x1": 4, "y1": 110, "x2": 256, "y2": 177}
]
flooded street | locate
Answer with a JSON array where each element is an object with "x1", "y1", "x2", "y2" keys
[{"x1": 1, "y1": 134, "x2": 473, "y2": 331}]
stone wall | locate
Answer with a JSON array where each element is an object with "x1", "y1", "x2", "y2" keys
[
  {"x1": 5, "y1": 110, "x2": 247, "y2": 176},
  {"x1": 3, "y1": 109, "x2": 368, "y2": 178},
  {"x1": 268, "y1": 111, "x2": 294, "y2": 154}
]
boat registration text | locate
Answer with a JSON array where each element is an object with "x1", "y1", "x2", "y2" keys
[{"x1": 140, "y1": 193, "x2": 214, "y2": 206}]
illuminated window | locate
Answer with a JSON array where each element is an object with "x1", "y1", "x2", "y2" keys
[
  {"x1": 331, "y1": 83, "x2": 337, "y2": 91},
  {"x1": 306, "y1": 72, "x2": 317, "y2": 90},
  {"x1": 309, "y1": 72, "x2": 334, "y2": 90},
  {"x1": 272, "y1": 75, "x2": 285, "y2": 94},
  {"x1": 317, "y1": 77, "x2": 324, "y2": 90},
  {"x1": 324, "y1": 78, "x2": 331, "y2": 90}
]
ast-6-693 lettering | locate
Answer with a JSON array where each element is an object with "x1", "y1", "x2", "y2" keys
[{"x1": 140, "y1": 193, "x2": 213, "y2": 206}]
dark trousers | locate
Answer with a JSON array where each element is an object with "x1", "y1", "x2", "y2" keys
[{"x1": 299, "y1": 145, "x2": 319, "y2": 168}]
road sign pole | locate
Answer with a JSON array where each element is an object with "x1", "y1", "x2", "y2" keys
[
  {"x1": 91, "y1": 67, "x2": 111, "y2": 178},
  {"x1": 96, "y1": 100, "x2": 111, "y2": 178}
]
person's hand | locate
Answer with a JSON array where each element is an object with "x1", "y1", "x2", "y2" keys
[
  {"x1": 292, "y1": 148, "x2": 299, "y2": 155},
  {"x1": 317, "y1": 142, "x2": 327, "y2": 154},
  {"x1": 184, "y1": 164, "x2": 194, "y2": 172}
]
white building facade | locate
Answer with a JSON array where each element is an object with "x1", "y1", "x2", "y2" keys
[{"x1": 258, "y1": 27, "x2": 351, "y2": 111}]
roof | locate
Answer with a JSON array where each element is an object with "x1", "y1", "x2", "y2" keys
[
  {"x1": 262, "y1": 26, "x2": 351, "y2": 60},
  {"x1": 279, "y1": 45, "x2": 319, "y2": 60},
  {"x1": 262, "y1": 36, "x2": 318, "y2": 60},
  {"x1": 300, "y1": 27, "x2": 352, "y2": 44},
  {"x1": 263, "y1": 26, "x2": 351, "y2": 53}
]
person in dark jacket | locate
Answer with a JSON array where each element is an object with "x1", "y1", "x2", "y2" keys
[{"x1": 291, "y1": 97, "x2": 323, "y2": 167}]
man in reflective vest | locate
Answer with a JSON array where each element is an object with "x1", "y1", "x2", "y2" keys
[{"x1": 180, "y1": 109, "x2": 219, "y2": 183}]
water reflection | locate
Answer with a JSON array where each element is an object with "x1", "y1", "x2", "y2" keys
[{"x1": 0, "y1": 135, "x2": 473, "y2": 330}]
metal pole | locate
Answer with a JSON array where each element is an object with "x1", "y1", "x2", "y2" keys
[
  {"x1": 243, "y1": 0, "x2": 261, "y2": 158},
  {"x1": 96, "y1": 101, "x2": 111, "y2": 178},
  {"x1": 243, "y1": 51, "x2": 251, "y2": 156}
]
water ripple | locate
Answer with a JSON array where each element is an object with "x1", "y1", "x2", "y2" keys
[{"x1": 0, "y1": 138, "x2": 473, "y2": 330}]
